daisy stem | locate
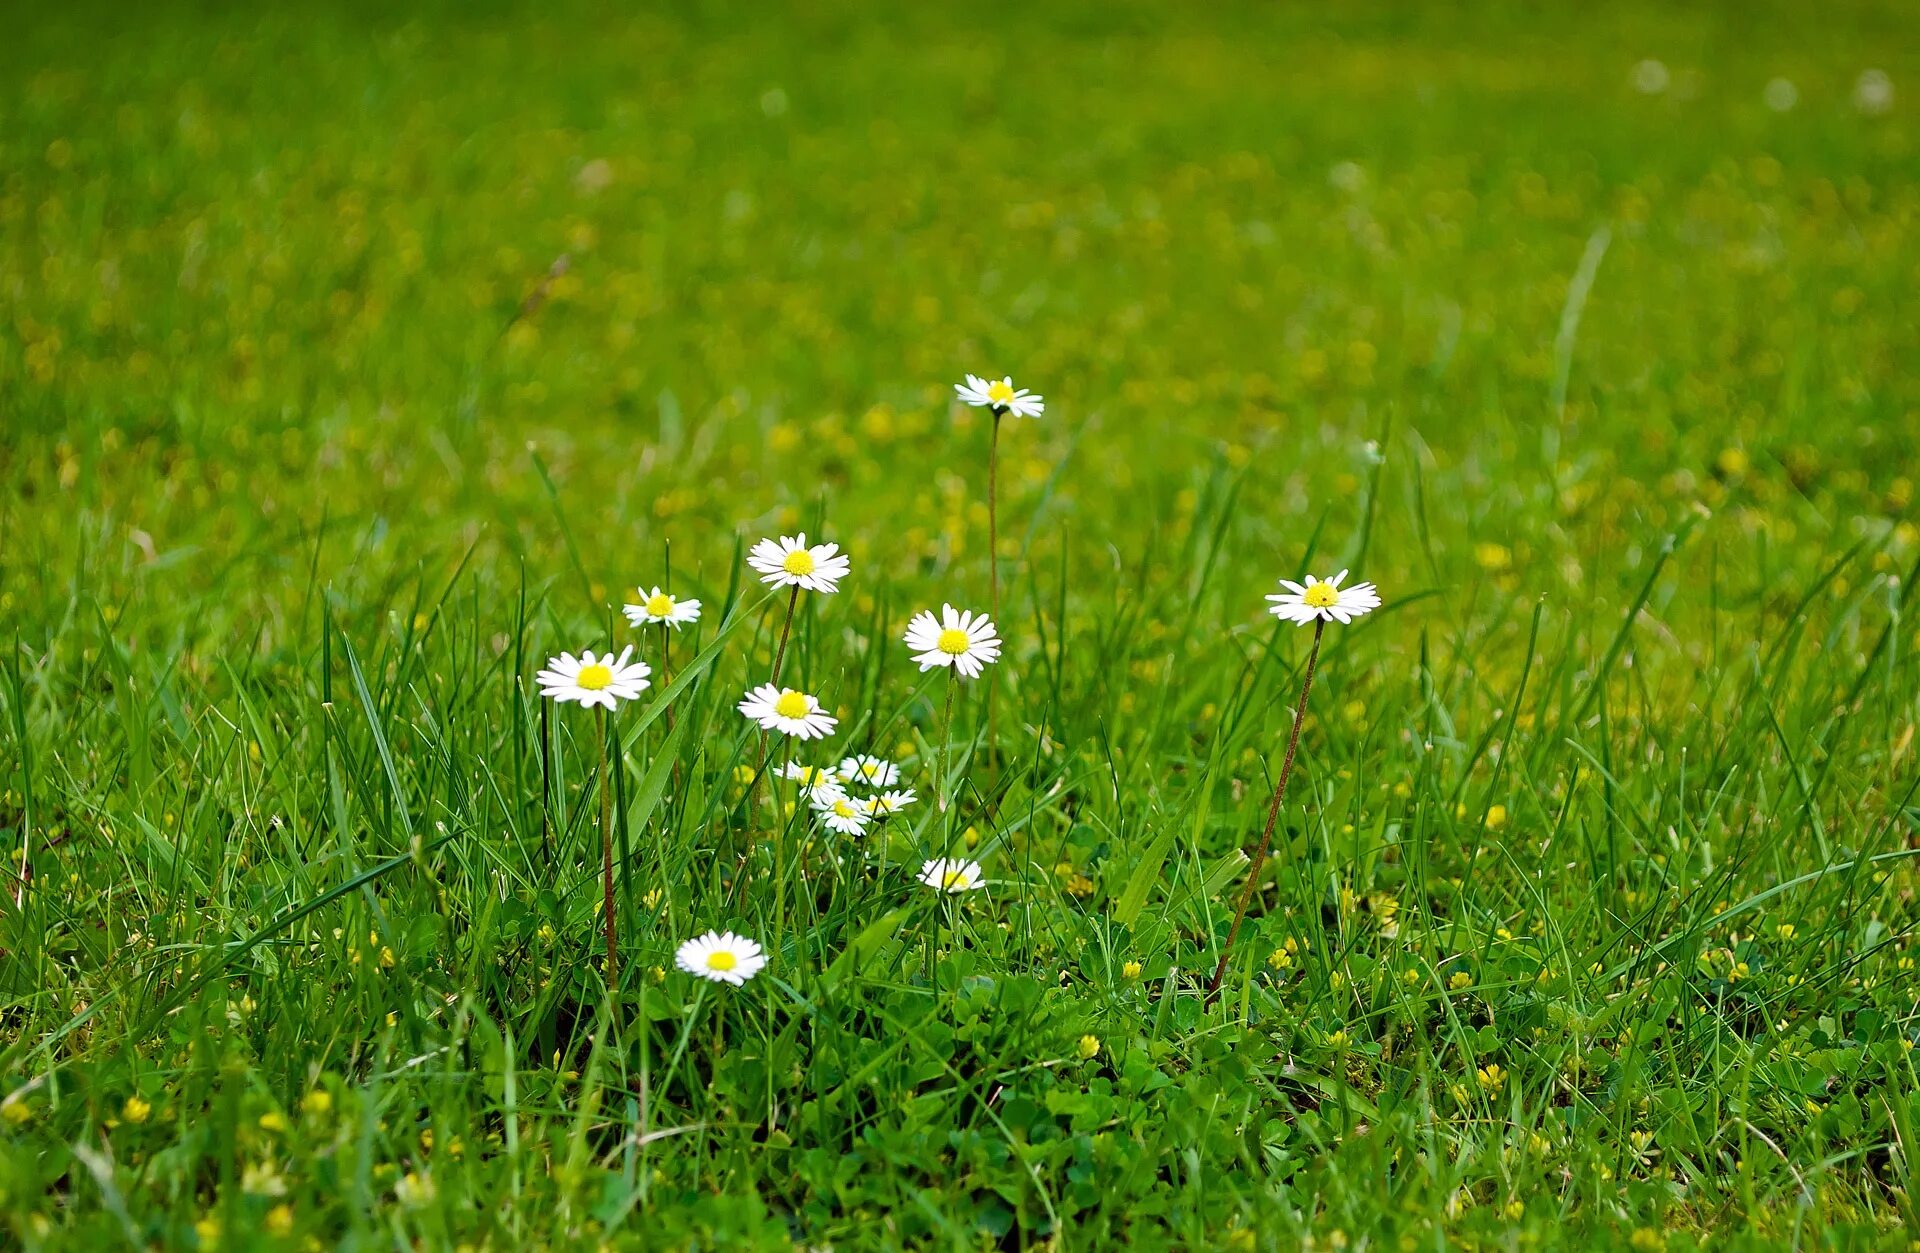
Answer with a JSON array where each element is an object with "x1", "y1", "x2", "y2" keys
[
  {"x1": 939, "y1": 669, "x2": 958, "y2": 816},
  {"x1": 774, "y1": 738, "x2": 791, "y2": 945},
  {"x1": 770, "y1": 585, "x2": 801, "y2": 684},
  {"x1": 661, "y1": 619, "x2": 680, "y2": 799},
  {"x1": 1207, "y1": 618, "x2": 1325, "y2": 1004},
  {"x1": 599, "y1": 706, "x2": 619, "y2": 1003},
  {"x1": 986, "y1": 411, "x2": 1001, "y2": 762},
  {"x1": 755, "y1": 585, "x2": 803, "y2": 818}
]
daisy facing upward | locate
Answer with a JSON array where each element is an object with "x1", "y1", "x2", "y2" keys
[
  {"x1": 1209, "y1": 569, "x2": 1382, "y2": 1001},
  {"x1": 953, "y1": 373, "x2": 1044, "y2": 756},
  {"x1": 748, "y1": 533, "x2": 850, "y2": 595},
  {"x1": 747, "y1": 531, "x2": 850, "y2": 685},
  {"x1": 535, "y1": 647, "x2": 652, "y2": 709},
  {"x1": 674, "y1": 931, "x2": 767, "y2": 987},
  {"x1": 1265, "y1": 570, "x2": 1381, "y2": 625},
  {"x1": 918, "y1": 858, "x2": 986, "y2": 893},
  {"x1": 623, "y1": 586, "x2": 702, "y2": 629},
  {"x1": 535, "y1": 644, "x2": 652, "y2": 988},
  {"x1": 739, "y1": 683, "x2": 839, "y2": 740},
  {"x1": 903, "y1": 605, "x2": 1001, "y2": 679}
]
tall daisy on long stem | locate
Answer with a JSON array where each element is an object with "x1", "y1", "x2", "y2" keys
[
  {"x1": 955, "y1": 375, "x2": 1042, "y2": 750},
  {"x1": 624, "y1": 559, "x2": 700, "y2": 785},
  {"x1": 903, "y1": 603, "x2": 1001, "y2": 811},
  {"x1": 747, "y1": 532, "x2": 849, "y2": 681},
  {"x1": 744, "y1": 531, "x2": 850, "y2": 812},
  {"x1": 536, "y1": 646, "x2": 653, "y2": 991},
  {"x1": 1207, "y1": 571, "x2": 1381, "y2": 1002}
]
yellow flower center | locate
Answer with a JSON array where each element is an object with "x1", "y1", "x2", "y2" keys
[
  {"x1": 782, "y1": 548, "x2": 816, "y2": 576},
  {"x1": 773, "y1": 690, "x2": 811, "y2": 720},
  {"x1": 986, "y1": 380, "x2": 1016, "y2": 406},
  {"x1": 859, "y1": 762, "x2": 880, "y2": 779},
  {"x1": 942, "y1": 869, "x2": 968, "y2": 888},
  {"x1": 936, "y1": 628, "x2": 971, "y2": 655},
  {"x1": 1303, "y1": 582, "x2": 1339, "y2": 608},
  {"x1": 705, "y1": 951, "x2": 737, "y2": 972},
  {"x1": 833, "y1": 800, "x2": 856, "y2": 818},
  {"x1": 576, "y1": 663, "x2": 614, "y2": 690},
  {"x1": 645, "y1": 593, "x2": 674, "y2": 616}
]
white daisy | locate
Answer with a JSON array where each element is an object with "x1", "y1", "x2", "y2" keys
[
  {"x1": 955, "y1": 374, "x2": 1045, "y2": 419},
  {"x1": 623, "y1": 586, "x2": 702, "y2": 629},
  {"x1": 903, "y1": 604, "x2": 1002, "y2": 679},
  {"x1": 747, "y1": 533, "x2": 851, "y2": 594},
  {"x1": 1265, "y1": 570, "x2": 1382, "y2": 626},
  {"x1": 673, "y1": 931, "x2": 767, "y2": 986},
  {"x1": 836, "y1": 754, "x2": 900, "y2": 788},
  {"x1": 918, "y1": 858, "x2": 985, "y2": 893},
  {"x1": 780, "y1": 762, "x2": 845, "y2": 800},
  {"x1": 535, "y1": 646, "x2": 652, "y2": 709},
  {"x1": 738, "y1": 683, "x2": 839, "y2": 739},
  {"x1": 812, "y1": 790, "x2": 871, "y2": 836},
  {"x1": 861, "y1": 789, "x2": 918, "y2": 819}
]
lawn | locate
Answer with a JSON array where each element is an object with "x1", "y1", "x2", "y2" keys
[{"x1": 3, "y1": 0, "x2": 1919, "y2": 1247}]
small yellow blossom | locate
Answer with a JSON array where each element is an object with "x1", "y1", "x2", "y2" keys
[
  {"x1": 123, "y1": 1095, "x2": 152, "y2": 1123},
  {"x1": 1077, "y1": 1035, "x2": 1101, "y2": 1060},
  {"x1": 1122, "y1": 960, "x2": 1143, "y2": 980}
]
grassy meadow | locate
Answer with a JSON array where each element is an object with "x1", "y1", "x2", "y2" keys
[{"x1": 4, "y1": 0, "x2": 1920, "y2": 1247}]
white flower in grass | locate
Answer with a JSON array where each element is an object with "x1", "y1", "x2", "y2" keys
[
  {"x1": 862, "y1": 789, "x2": 918, "y2": 819},
  {"x1": 812, "y1": 790, "x2": 871, "y2": 836},
  {"x1": 1265, "y1": 570, "x2": 1382, "y2": 626},
  {"x1": 836, "y1": 754, "x2": 900, "y2": 788},
  {"x1": 780, "y1": 762, "x2": 845, "y2": 799},
  {"x1": 623, "y1": 586, "x2": 702, "y2": 629},
  {"x1": 955, "y1": 374, "x2": 1044, "y2": 419},
  {"x1": 535, "y1": 646, "x2": 652, "y2": 709},
  {"x1": 674, "y1": 931, "x2": 766, "y2": 986},
  {"x1": 747, "y1": 533, "x2": 850, "y2": 594},
  {"x1": 918, "y1": 858, "x2": 985, "y2": 893},
  {"x1": 903, "y1": 604, "x2": 1001, "y2": 679},
  {"x1": 738, "y1": 683, "x2": 838, "y2": 739}
]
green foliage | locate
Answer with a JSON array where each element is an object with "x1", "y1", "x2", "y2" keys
[{"x1": 3, "y1": 0, "x2": 1919, "y2": 1247}]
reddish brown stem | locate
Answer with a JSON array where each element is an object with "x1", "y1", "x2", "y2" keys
[{"x1": 1207, "y1": 619, "x2": 1326, "y2": 1002}]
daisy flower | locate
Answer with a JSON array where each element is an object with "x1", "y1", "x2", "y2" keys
[
  {"x1": 738, "y1": 683, "x2": 838, "y2": 739},
  {"x1": 955, "y1": 374, "x2": 1045, "y2": 419},
  {"x1": 623, "y1": 586, "x2": 702, "y2": 629},
  {"x1": 535, "y1": 646, "x2": 652, "y2": 709},
  {"x1": 1265, "y1": 570, "x2": 1382, "y2": 626},
  {"x1": 903, "y1": 604, "x2": 1002, "y2": 679},
  {"x1": 812, "y1": 790, "x2": 871, "y2": 836},
  {"x1": 861, "y1": 789, "x2": 918, "y2": 819},
  {"x1": 674, "y1": 931, "x2": 767, "y2": 986},
  {"x1": 836, "y1": 754, "x2": 900, "y2": 788},
  {"x1": 780, "y1": 762, "x2": 845, "y2": 799},
  {"x1": 747, "y1": 533, "x2": 851, "y2": 594},
  {"x1": 918, "y1": 858, "x2": 986, "y2": 893}
]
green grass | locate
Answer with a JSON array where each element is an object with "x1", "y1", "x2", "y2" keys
[{"x1": 4, "y1": 0, "x2": 1920, "y2": 1247}]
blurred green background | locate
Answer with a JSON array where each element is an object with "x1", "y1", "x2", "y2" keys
[{"x1": 4, "y1": 0, "x2": 1914, "y2": 632}]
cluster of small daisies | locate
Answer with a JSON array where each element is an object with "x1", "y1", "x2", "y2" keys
[
  {"x1": 539, "y1": 372, "x2": 1382, "y2": 992},
  {"x1": 782, "y1": 755, "x2": 919, "y2": 835}
]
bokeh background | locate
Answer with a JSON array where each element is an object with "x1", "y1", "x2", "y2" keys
[{"x1": 4, "y1": 0, "x2": 1915, "y2": 640}]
